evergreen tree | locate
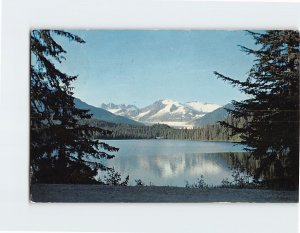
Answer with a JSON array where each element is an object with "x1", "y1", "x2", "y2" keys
[
  {"x1": 30, "y1": 30, "x2": 118, "y2": 184},
  {"x1": 214, "y1": 30, "x2": 299, "y2": 189}
]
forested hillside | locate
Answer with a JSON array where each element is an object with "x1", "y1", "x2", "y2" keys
[{"x1": 85, "y1": 116, "x2": 246, "y2": 142}]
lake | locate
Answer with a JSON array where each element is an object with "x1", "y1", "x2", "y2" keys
[{"x1": 99, "y1": 139, "x2": 250, "y2": 187}]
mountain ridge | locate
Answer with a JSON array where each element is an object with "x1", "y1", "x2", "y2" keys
[
  {"x1": 74, "y1": 98, "x2": 143, "y2": 126},
  {"x1": 192, "y1": 103, "x2": 234, "y2": 127}
]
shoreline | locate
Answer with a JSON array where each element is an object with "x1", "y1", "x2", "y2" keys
[
  {"x1": 97, "y1": 138, "x2": 243, "y2": 143},
  {"x1": 98, "y1": 138, "x2": 241, "y2": 144},
  {"x1": 31, "y1": 184, "x2": 298, "y2": 203}
]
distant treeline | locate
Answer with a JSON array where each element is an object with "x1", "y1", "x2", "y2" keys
[{"x1": 85, "y1": 116, "x2": 246, "y2": 142}]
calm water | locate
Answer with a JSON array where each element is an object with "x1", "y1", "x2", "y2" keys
[{"x1": 99, "y1": 139, "x2": 249, "y2": 187}]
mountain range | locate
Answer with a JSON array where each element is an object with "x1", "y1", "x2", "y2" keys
[
  {"x1": 101, "y1": 99, "x2": 227, "y2": 128},
  {"x1": 75, "y1": 98, "x2": 233, "y2": 128}
]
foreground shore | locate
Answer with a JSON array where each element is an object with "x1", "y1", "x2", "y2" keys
[{"x1": 31, "y1": 184, "x2": 298, "y2": 203}]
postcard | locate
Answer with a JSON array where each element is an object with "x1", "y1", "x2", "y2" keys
[{"x1": 30, "y1": 29, "x2": 299, "y2": 202}]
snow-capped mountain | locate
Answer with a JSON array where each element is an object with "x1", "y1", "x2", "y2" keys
[
  {"x1": 135, "y1": 99, "x2": 204, "y2": 127},
  {"x1": 185, "y1": 101, "x2": 221, "y2": 113},
  {"x1": 101, "y1": 99, "x2": 221, "y2": 128},
  {"x1": 100, "y1": 103, "x2": 140, "y2": 118}
]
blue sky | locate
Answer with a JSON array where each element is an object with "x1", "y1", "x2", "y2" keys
[{"x1": 56, "y1": 30, "x2": 257, "y2": 107}]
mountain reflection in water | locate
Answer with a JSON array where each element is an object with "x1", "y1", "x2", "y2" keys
[{"x1": 98, "y1": 140, "x2": 252, "y2": 187}]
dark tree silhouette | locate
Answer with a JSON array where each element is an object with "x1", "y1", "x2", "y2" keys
[
  {"x1": 30, "y1": 30, "x2": 118, "y2": 184},
  {"x1": 214, "y1": 30, "x2": 299, "y2": 189}
]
